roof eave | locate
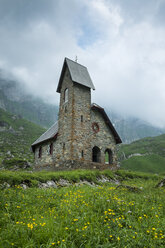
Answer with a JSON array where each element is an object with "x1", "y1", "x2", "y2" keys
[
  {"x1": 73, "y1": 81, "x2": 95, "y2": 90},
  {"x1": 31, "y1": 133, "x2": 58, "y2": 152},
  {"x1": 56, "y1": 58, "x2": 67, "y2": 93}
]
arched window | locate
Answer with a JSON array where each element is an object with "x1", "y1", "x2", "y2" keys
[
  {"x1": 92, "y1": 146, "x2": 101, "y2": 163},
  {"x1": 64, "y1": 88, "x2": 68, "y2": 103},
  {"x1": 38, "y1": 146, "x2": 42, "y2": 158},
  {"x1": 49, "y1": 143, "x2": 53, "y2": 155},
  {"x1": 105, "y1": 149, "x2": 113, "y2": 164}
]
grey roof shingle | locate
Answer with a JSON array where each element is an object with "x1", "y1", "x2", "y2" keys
[
  {"x1": 57, "y1": 58, "x2": 95, "y2": 92},
  {"x1": 31, "y1": 121, "x2": 58, "y2": 147}
]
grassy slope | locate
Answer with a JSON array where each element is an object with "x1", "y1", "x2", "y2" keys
[
  {"x1": 0, "y1": 169, "x2": 160, "y2": 186},
  {"x1": 0, "y1": 108, "x2": 45, "y2": 166},
  {"x1": 121, "y1": 155, "x2": 165, "y2": 174},
  {"x1": 119, "y1": 134, "x2": 165, "y2": 173},
  {"x1": 120, "y1": 134, "x2": 165, "y2": 157},
  {"x1": 0, "y1": 170, "x2": 164, "y2": 248}
]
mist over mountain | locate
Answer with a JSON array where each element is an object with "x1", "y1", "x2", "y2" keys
[
  {"x1": 106, "y1": 109, "x2": 165, "y2": 144},
  {"x1": 0, "y1": 72, "x2": 164, "y2": 143},
  {"x1": 0, "y1": 73, "x2": 58, "y2": 128}
]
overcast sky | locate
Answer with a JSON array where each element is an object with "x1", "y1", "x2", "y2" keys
[{"x1": 0, "y1": 0, "x2": 165, "y2": 128}]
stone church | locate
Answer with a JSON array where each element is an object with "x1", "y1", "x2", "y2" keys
[{"x1": 31, "y1": 58, "x2": 122, "y2": 170}]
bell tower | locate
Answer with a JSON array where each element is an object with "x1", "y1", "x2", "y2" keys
[{"x1": 56, "y1": 58, "x2": 95, "y2": 162}]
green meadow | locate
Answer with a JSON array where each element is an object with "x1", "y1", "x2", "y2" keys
[
  {"x1": 0, "y1": 170, "x2": 165, "y2": 248},
  {"x1": 119, "y1": 133, "x2": 165, "y2": 174}
]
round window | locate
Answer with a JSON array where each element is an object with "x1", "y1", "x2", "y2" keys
[{"x1": 92, "y1": 122, "x2": 100, "y2": 133}]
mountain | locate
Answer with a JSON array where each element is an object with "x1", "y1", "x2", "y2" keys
[
  {"x1": 0, "y1": 72, "x2": 164, "y2": 143},
  {"x1": 118, "y1": 134, "x2": 165, "y2": 173},
  {"x1": 0, "y1": 108, "x2": 45, "y2": 169},
  {"x1": 0, "y1": 75, "x2": 58, "y2": 128},
  {"x1": 106, "y1": 109, "x2": 165, "y2": 144}
]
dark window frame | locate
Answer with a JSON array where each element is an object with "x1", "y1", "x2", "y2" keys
[
  {"x1": 49, "y1": 143, "x2": 53, "y2": 155},
  {"x1": 81, "y1": 150, "x2": 84, "y2": 158},
  {"x1": 38, "y1": 146, "x2": 42, "y2": 158}
]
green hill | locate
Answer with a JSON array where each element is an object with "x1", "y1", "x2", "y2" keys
[
  {"x1": 119, "y1": 134, "x2": 165, "y2": 173},
  {"x1": 0, "y1": 108, "x2": 45, "y2": 168}
]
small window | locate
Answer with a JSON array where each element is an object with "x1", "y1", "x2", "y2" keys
[
  {"x1": 64, "y1": 105, "x2": 67, "y2": 113},
  {"x1": 49, "y1": 143, "x2": 53, "y2": 155},
  {"x1": 81, "y1": 150, "x2": 84, "y2": 158},
  {"x1": 81, "y1": 115, "x2": 83, "y2": 122},
  {"x1": 38, "y1": 146, "x2": 42, "y2": 158},
  {"x1": 64, "y1": 88, "x2": 68, "y2": 103}
]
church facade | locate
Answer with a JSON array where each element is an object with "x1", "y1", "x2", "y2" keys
[{"x1": 31, "y1": 58, "x2": 122, "y2": 170}]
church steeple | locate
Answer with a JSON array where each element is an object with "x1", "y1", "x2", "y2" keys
[
  {"x1": 56, "y1": 57, "x2": 95, "y2": 93},
  {"x1": 57, "y1": 58, "x2": 93, "y2": 161}
]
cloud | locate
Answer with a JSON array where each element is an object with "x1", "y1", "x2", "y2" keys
[
  {"x1": 0, "y1": 0, "x2": 165, "y2": 128},
  {"x1": 86, "y1": 20, "x2": 165, "y2": 127}
]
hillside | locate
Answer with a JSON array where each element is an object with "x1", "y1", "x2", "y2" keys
[
  {"x1": 0, "y1": 75, "x2": 58, "y2": 128},
  {"x1": 0, "y1": 108, "x2": 45, "y2": 169},
  {"x1": 119, "y1": 134, "x2": 165, "y2": 173}
]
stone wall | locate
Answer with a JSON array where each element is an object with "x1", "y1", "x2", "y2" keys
[
  {"x1": 34, "y1": 159, "x2": 118, "y2": 171},
  {"x1": 71, "y1": 83, "x2": 91, "y2": 161},
  {"x1": 90, "y1": 109, "x2": 118, "y2": 165},
  {"x1": 34, "y1": 138, "x2": 60, "y2": 166}
]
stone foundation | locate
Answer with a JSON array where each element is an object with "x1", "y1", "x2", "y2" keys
[{"x1": 34, "y1": 159, "x2": 118, "y2": 171}]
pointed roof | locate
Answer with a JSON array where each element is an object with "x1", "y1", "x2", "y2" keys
[
  {"x1": 57, "y1": 58, "x2": 95, "y2": 93},
  {"x1": 91, "y1": 103, "x2": 122, "y2": 144},
  {"x1": 31, "y1": 121, "x2": 58, "y2": 151}
]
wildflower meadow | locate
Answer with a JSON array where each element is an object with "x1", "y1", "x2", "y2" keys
[{"x1": 0, "y1": 170, "x2": 165, "y2": 247}]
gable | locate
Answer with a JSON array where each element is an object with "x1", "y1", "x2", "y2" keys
[
  {"x1": 57, "y1": 58, "x2": 95, "y2": 93},
  {"x1": 91, "y1": 104, "x2": 122, "y2": 144}
]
